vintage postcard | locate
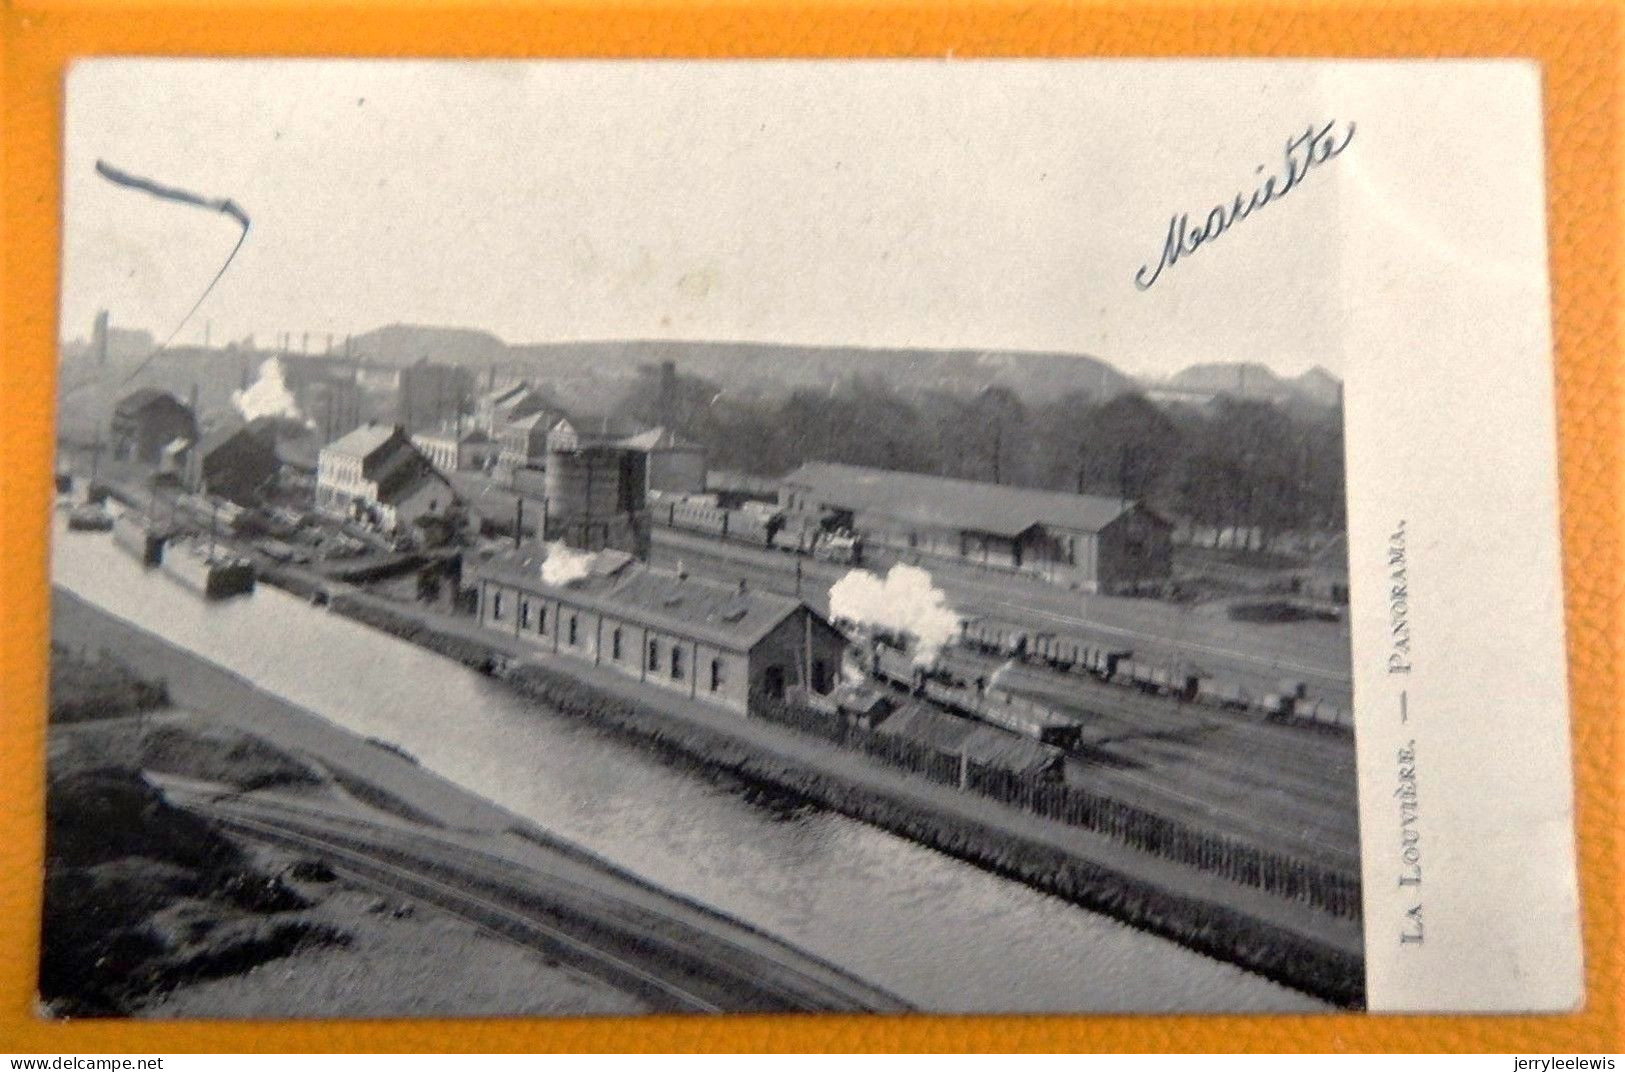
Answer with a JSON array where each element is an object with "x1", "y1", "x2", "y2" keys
[{"x1": 40, "y1": 58, "x2": 1579, "y2": 1018}]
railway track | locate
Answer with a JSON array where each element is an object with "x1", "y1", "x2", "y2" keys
[
  {"x1": 940, "y1": 655, "x2": 1359, "y2": 865},
  {"x1": 166, "y1": 787, "x2": 907, "y2": 1014},
  {"x1": 650, "y1": 525, "x2": 1354, "y2": 698}
]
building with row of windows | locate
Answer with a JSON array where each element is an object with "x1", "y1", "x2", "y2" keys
[
  {"x1": 315, "y1": 423, "x2": 456, "y2": 534},
  {"x1": 778, "y1": 462, "x2": 1174, "y2": 593},
  {"x1": 469, "y1": 546, "x2": 847, "y2": 715}
]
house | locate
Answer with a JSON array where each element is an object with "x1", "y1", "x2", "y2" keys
[
  {"x1": 778, "y1": 462, "x2": 1173, "y2": 593},
  {"x1": 498, "y1": 411, "x2": 562, "y2": 471},
  {"x1": 186, "y1": 421, "x2": 281, "y2": 507},
  {"x1": 110, "y1": 388, "x2": 196, "y2": 466},
  {"x1": 315, "y1": 423, "x2": 457, "y2": 534},
  {"x1": 470, "y1": 547, "x2": 847, "y2": 715}
]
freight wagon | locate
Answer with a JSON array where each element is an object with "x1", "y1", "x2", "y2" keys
[
  {"x1": 955, "y1": 615, "x2": 1348, "y2": 734},
  {"x1": 854, "y1": 634, "x2": 1082, "y2": 749}
]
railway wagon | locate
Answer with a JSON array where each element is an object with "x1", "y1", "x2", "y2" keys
[
  {"x1": 662, "y1": 499, "x2": 781, "y2": 548},
  {"x1": 927, "y1": 682, "x2": 1083, "y2": 750},
  {"x1": 959, "y1": 618, "x2": 1030, "y2": 659},
  {"x1": 1195, "y1": 676, "x2": 1253, "y2": 711}
]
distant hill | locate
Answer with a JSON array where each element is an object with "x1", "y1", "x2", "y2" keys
[
  {"x1": 348, "y1": 324, "x2": 508, "y2": 366},
  {"x1": 345, "y1": 325, "x2": 1138, "y2": 405},
  {"x1": 1292, "y1": 366, "x2": 1344, "y2": 406},
  {"x1": 1155, "y1": 361, "x2": 1342, "y2": 407}
]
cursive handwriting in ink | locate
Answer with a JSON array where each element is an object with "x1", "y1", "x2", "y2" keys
[{"x1": 1134, "y1": 120, "x2": 1357, "y2": 291}]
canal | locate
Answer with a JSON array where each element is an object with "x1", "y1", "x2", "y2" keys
[{"x1": 49, "y1": 518, "x2": 1322, "y2": 1013}]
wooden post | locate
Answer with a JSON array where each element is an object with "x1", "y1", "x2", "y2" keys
[
  {"x1": 514, "y1": 498, "x2": 523, "y2": 549},
  {"x1": 958, "y1": 748, "x2": 968, "y2": 790}
]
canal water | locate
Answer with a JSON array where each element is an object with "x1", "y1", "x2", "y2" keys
[{"x1": 50, "y1": 520, "x2": 1322, "y2": 1013}]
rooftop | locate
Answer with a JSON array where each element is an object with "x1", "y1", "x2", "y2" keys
[
  {"x1": 114, "y1": 387, "x2": 187, "y2": 416},
  {"x1": 322, "y1": 422, "x2": 400, "y2": 461},
  {"x1": 780, "y1": 462, "x2": 1153, "y2": 539},
  {"x1": 471, "y1": 547, "x2": 821, "y2": 651},
  {"x1": 616, "y1": 426, "x2": 702, "y2": 452},
  {"x1": 875, "y1": 701, "x2": 1062, "y2": 777}
]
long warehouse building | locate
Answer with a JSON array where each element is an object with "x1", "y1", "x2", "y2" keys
[
  {"x1": 778, "y1": 462, "x2": 1173, "y2": 593},
  {"x1": 470, "y1": 546, "x2": 848, "y2": 715}
]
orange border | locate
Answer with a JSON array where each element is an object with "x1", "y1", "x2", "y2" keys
[{"x1": 2, "y1": 1, "x2": 1619, "y2": 1053}]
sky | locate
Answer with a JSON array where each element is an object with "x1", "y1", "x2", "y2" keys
[{"x1": 61, "y1": 59, "x2": 1355, "y2": 378}]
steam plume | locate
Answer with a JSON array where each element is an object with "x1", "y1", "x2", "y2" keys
[
  {"x1": 828, "y1": 563, "x2": 960, "y2": 665},
  {"x1": 540, "y1": 541, "x2": 595, "y2": 586},
  {"x1": 232, "y1": 357, "x2": 302, "y2": 423}
]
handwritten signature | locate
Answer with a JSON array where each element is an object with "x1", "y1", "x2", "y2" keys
[{"x1": 1134, "y1": 120, "x2": 1357, "y2": 291}]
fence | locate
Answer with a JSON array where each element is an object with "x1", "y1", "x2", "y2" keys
[{"x1": 753, "y1": 694, "x2": 1362, "y2": 920}]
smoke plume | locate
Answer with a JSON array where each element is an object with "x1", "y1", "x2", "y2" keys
[
  {"x1": 540, "y1": 541, "x2": 595, "y2": 586},
  {"x1": 828, "y1": 563, "x2": 960, "y2": 664},
  {"x1": 231, "y1": 357, "x2": 302, "y2": 423}
]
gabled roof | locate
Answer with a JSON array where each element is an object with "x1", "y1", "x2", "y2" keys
[
  {"x1": 781, "y1": 462, "x2": 1154, "y2": 539},
  {"x1": 505, "y1": 411, "x2": 560, "y2": 434},
  {"x1": 616, "y1": 426, "x2": 701, "y2": 452},
  {"x1": 472, "y1": 547, "x2": 827, "y2": 651},
  {"x1": 551, "y1": 414, "x2": 647, "y2": 448},
  {"x1": 322, "y1": 423, "x2": 401, "y2": 461},
  {"x1": 477, "y1": 381, "x2": 530, "y2": 408},
  {"x1": 114, "y1": 387, "x2": 187, "y2": 417},
  {"x1": 875, "y1": 701, "x2": 1062, "y2": 777}
]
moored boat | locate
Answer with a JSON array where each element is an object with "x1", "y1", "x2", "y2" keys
[
  {"x1": 159, "y1": 538, "x2": 256, "y2": 599},
  {"x1": 66, "y1": 503, "x2": 114, "y2": 532}
]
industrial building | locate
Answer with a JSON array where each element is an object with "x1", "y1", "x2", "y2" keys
[
  {"x1": 779, "y1": 462, "x2": 1173, "y2": 593},
  {"x1": 498, "y1": 410, "x2": 567, "y2": 471},
  {"x1": 470, "y1": 546, "x2": 847, "y2": 715},
  {"x1": 413, "y1": 425, "x2": 497, "y2": 473},
  {"x1": 872, "y1": 701, "x2": 1066, "y2": 782},
  {"x1": 474, "y1": 381, "x2": 553, "y2": 437},
  {"x1": 618, "y1": 426, "x2": 708, "y2": 495},
  {"x1": 185, "y1": 421, "x2": 282, "y2": 507},
  {"x1": 315, "y1": 423, "x2": 457, "y2": 535},
  {"x1": 539, "y1": 417, "x2": 652, "y2": 556},
  {"x1": 110, "y1": 388, "x2": 196, "y2": 466},
  {"x1": 396, "y1": 358, "x2": 474, "y2": 432}
]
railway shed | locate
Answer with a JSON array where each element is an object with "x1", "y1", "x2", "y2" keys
[
  {"x1": 470, "y1": 547, "x2": 847, "y2": 715},
  {"x1": 778, "y1": 462, "x2": 1172, "y2": 593},
  {"x1": 873, "y1": 701, "x2": 1065, "y2": 782}
]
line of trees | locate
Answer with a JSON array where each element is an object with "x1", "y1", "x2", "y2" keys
[{"x1": 615, "y1": 367, "x2": 1347, "y2": 548}]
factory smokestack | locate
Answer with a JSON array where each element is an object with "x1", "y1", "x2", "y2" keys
[
  {"x1": 92, "y1": 310, "x2": 109, "y2": 366},
  {"x1": 658, "y1": 359, "x2": 677, "y2": 431}
]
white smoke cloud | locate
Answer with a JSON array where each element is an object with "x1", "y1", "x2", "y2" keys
[
  {"x1": 540, "y1": 540, "x2": 595, "y2": 586},
  {"x1": 828, "y1": 563, "x2": 960, "y2": 664},
  {"x1": 231, "y1": 357, "x2": 302, "y2": 423}
]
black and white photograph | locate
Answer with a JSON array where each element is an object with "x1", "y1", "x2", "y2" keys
[{"x1": 51, "y1": 56, "x2": 1559, "y2": 1022}]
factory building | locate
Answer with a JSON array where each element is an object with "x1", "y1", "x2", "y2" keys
[
  {"x1": 470, "y1": 547, "x2": 847, "y2": 715},
  {"x1": 185, "y1": 421, "x2": 282, "y2": 507},
  {"x1": 474, "y1": 381, "x2": 553, "y2": 437},
  {"x1": 617, "y1": 426, "x2": 708, "y2": 495},
  {"x1": 316, "y1": 423, "x2": 457, "y2": 535},
  {"x1": 873, "y1": 701, "x2": 1066, "y2": 782},
  {"x1": 498, "y1": 410, "x2": 567, "y2": 471},
  {"x1": 779, "y1": 462, "x2": 1173, "y2": 593},
  {"x1": 110, "y1": 388, "x2": 196, "y2": 466},
  {"x1": 396, "y1": 358, "x2": 474, "y2": 432},
  {"x1": 413, "y1": 425, "x2": 496, "y2": 473}
]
